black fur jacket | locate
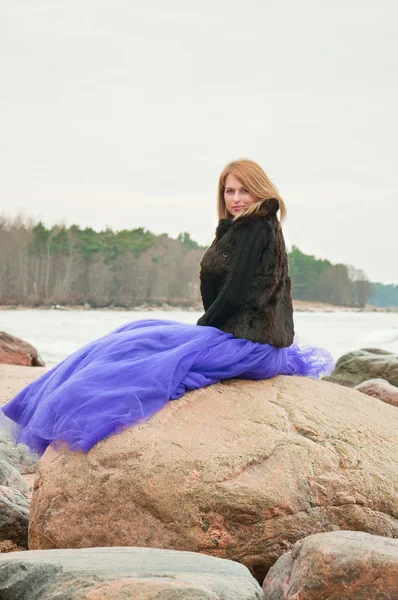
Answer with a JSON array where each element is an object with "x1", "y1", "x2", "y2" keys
[{"x1": 197, "y1": 198, "x2": 294, "y2": 347}]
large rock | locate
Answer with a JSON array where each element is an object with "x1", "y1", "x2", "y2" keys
[
  {"x1": 325, "y1": 348, "x2": 398, "y2": 388},
  {"x1": 355, "y1": 378, "x2": 398, "y2": 407},
  {"x1": 29, "y1": 376, "x2": 398, "y2": 582},
  {"x1": 262, "y1": 531, "x2": 398, "y2": 599},
  {"x1": 0, "y1": 485, "x2": 30, "y2": 549},
  {"x1": 0, "y1": 547, "x2": 263, "y2": 599},
  {"x1": 0, "y1": 331, "x2": 45, "y2": 367}
]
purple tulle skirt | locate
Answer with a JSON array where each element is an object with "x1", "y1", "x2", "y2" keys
[{"x1": 1, "y1": 319, "x2": 334, "y2": 455}]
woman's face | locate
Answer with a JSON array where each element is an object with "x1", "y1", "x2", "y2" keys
[{"x1": 224, "y1": 173, "x2": 257, "y2": 217}]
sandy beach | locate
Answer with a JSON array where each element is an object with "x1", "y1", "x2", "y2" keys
[{"x1": 0, "y1": 364, "x2": 47, "y2": 409}]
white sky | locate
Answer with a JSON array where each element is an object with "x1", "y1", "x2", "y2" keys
[{"x1": 1, "y1": 0, "x2": 397, "y2": 283}]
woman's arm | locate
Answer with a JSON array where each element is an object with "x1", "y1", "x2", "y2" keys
[
  {"x1": 199, "y1": 272, "x2": 222, "y2": 312},
  {"x1": 199, "y1": 219, "x2": 233, "y2": 311},
  {"x1": 197, "y1": 219, "x2": 268, "y2": 328}
]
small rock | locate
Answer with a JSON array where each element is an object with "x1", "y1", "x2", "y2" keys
[
  {"x1": 0, "y1": 332, "x2": 45, "y2": 367},
  {"x1": 0, "y1": 423, "x2": 39, "y2": 475},
  {"x1": 262, "y1": 531, "x2": 398, "y2": 599},
  {"x1": 0, "y1": 485, "x2": 30, "y2": 549},
  {"x1": 0, "y1": 547, "x2": 263, "y2": 600},
  {"x1": 0, "y1": 366, "x2": 46, "y2": 494},
  {"x1": 324, "y1": 348, "x2": 398, "y2": 388},
  {"x1": 0, "y1": 540, "x2": 25, "y2": 553},
  {"x1": 355, "y1": 378, "x2": 398, "y2": 407},
  {"x1": 0, "y1": 458, "x2": 29, "y2": 493},
  {"x1": 0, "y1": 439, "x2": 39, "y2": 475}
]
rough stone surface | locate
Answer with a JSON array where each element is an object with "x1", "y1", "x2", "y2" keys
[
  {"x1": 0, "y1": 485, "x2": 30, "y2": 549},
  {"x1": 0, "y1": 366, "x2": 43, "y2": 514},
  {"x1": 0, "y1": 331, "x2": 45, "y2": 367},
  {"x1": 355, "y1": 378, "x2": 398, "y2": 407},
  {"x1": 0, "y1": 540, "x2": 25, "y2": 553},
  {"x1": 0, "y1": 546, "x2": 263, "y2": 599},
  {"x1": 29, "y1": 376, "x2": 398, "y2": 582},
  {"x1": 0, "y1": 458, "x2": 29, "y2": 494},
  {"x1": 262, "y1": 531, "x2": 398, "y2": 600},
  {"x1": 0, "y1": 438, "x2": 39, "y2": 476},
  {"x1": 0, "y1": 365, "x2": 42, "y2": 479},
  {"x1": 324, "y1": 348, "x2": 398, "y2": 388},
  {"x1": 0, "y1": 540, "x2": 25, "y2": 552}
]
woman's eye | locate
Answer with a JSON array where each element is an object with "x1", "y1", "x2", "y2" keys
[
  {"x1": 242, "y1": 189, "x2": 248, "y2": 194},
  {"x1": 226, "y1": 190, "x2": 233, "y2": 194}
]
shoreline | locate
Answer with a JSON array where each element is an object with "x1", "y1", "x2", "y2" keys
[{"x1": 0, "y1": 301, "x2": 396, "y2": 314}]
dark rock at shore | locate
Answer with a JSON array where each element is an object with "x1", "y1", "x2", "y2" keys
[
  {"x1": 0, "y1": 458, "x2": 29, "y2": 494},
  {"x1": 0, "y1": 547, "x2": 263, "y2": 599},
  {"x1": 262, "y1": 531, "x2": 398, "y2": 599},
  {"x1": 0, "y1": 426, "x2": 39, "y2": 475},
  {"x1": 0, "y1": 414, "x2": 35, "y2": 553},
  {"x1": 0, "y1": 440, "x2": 39, "y2": 475},
  {"x1": 0, "y1": 332, "x2": 45, "y2": 367},
  {"x1": 0, "y1": 485, "x2": 29, "y2": 550},
  {"x1": 324, "y1": 347, "x2": 398, "y2": 388}
]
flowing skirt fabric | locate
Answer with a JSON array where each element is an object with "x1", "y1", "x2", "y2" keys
[{"x1": 1, "y1": 319, "x2": 334, "y2": 455}]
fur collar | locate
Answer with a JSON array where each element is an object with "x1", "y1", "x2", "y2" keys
[{"x1": 215, "y1": 198, "x2": 279, "y2": 239}]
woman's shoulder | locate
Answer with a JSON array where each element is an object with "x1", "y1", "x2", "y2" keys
[
  {"x1": 215, "y1": 218, "x2": 233, "y2": 240},
  {"x1": 213, "y1": 199, "x2": 280, "y2": 241},
  {"x1": 235, "y1": 198, "x2": 279, "y2": 227},
  {"x1": 230, "y1": 200, "x2": 280, "y2": 240}
]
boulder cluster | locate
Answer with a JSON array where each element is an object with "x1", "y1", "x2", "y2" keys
[{"x1": 0, "y1": 335, "x2": 397, "y2": 599}]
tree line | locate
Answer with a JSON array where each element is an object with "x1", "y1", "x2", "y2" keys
[{"x1": 0, "y1": 216, "x2": 395, "y2": 308}]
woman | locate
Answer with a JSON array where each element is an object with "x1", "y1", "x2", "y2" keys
[
  {"x1": 0, "y1": 160, "x2": 333, "y2": 455},
  {"x1": 197, "y1": 159, "x2": 294, "y2": 347}
]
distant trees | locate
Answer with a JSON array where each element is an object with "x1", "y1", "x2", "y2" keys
[
  {"x1": 370, "y1": 283, "x2": 398, "y2": 308},
  {"x1": 0, "y1": 217, "x2": 204, "y2": 307},
  {"x1": 288, "y1": 246, "x2": 372, "y2": 307},
  {"x1": 0, "y1": 215, "x2": 394, "y2": 308}
]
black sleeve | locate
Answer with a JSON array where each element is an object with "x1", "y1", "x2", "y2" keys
[
  {"x1": 197, "y1": 219, "x2": 267, "y2": 328},
  {"x1": 199, "y1": 272, "x2": 221, "y2": 311}
]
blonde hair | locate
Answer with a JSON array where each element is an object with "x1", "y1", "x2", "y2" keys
[{"x1": 217, "y1": 158, "x2": 286, "y2": 222}]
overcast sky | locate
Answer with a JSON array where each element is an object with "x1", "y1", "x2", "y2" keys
[{"x1": 1, "y1": 1, "x2": 397, "y2": 283}]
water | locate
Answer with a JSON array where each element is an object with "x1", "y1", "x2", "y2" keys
[{"x1": 1, "y1": 309, "x2": 398, "y2": 368}]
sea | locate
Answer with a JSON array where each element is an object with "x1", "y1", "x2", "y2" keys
[{"x1": 1, "y1": 309, "x2": 398, "y2": 368}]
